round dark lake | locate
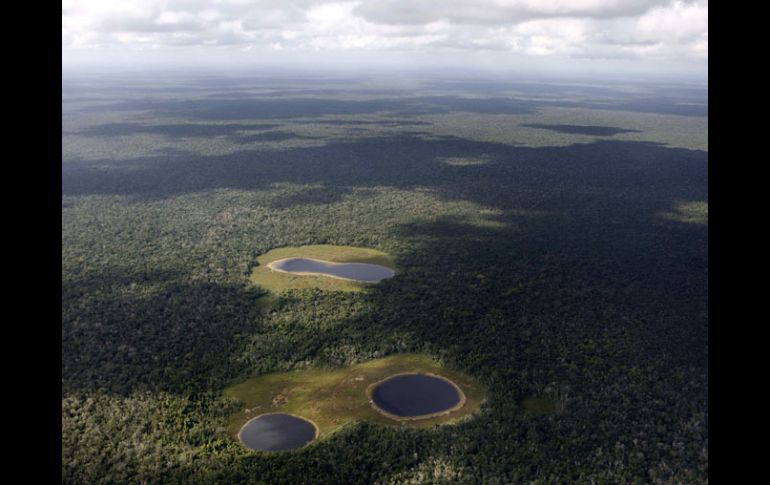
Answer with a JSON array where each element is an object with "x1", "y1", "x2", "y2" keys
[
  {"x1": 371, "y1": 374, "x2": 462, "y2": 418},
  {"x1": 271, "y1": 258, "x2": 395, "y2": 283},
  {"x1": 239, "y1": 413, "x2": 317, "y2": 451}
]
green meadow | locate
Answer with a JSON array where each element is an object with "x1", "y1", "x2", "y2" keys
[
  {"x1": 250, "y1": 245, "x2": 397, "y2": 308},
  {"x1": 224, "y1": 353, "x2": 486, "y2": 443}
]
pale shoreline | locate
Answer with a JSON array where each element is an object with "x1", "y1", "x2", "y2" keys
[{"x1": 266, "y1": 257, "x2": 395, "y2": 283}]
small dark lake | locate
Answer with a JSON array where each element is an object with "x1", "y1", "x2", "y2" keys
[
  {"x1": 239, "y1": 413, "x2": 317, "y2": 451},
  {"x1": 371, "y1": 374, "x2": 462, "y2": 418},
  {"x1": 271, "y1": 258, "x2": 395, "y2": 282}
]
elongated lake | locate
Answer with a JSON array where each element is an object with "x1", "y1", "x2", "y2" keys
[
  {"x1": 238, "y1": 413, "x2": 317, "y2": 451},
  {"x1": 371, "y1": 374, "x2": 463, "y2": 418},
  {"x1": 268, "y1": 258, "x2": 395, "y2": 283}
]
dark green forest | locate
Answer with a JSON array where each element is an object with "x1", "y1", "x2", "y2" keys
[{"x1": 62, "y1": 74, "x2": 707, "y2": 484}]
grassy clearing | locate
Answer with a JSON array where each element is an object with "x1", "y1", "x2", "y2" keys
[
  {"x1": 249, "y1": 245, "x2": 398, "y2": 300},
  {"x1": 224, "y1": 353, "x2": 486, "y2": 443},
  {"x1": 659, "y1": 201, "x2": 708, "y2": 225},
  {"x1": 436, "y1": 155, "x2": 491, "y2": 166}
]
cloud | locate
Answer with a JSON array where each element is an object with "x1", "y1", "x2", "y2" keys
[
  {"x1": 637, "y1": 0, "x2": 708, "y2": 39},
  {"x1": 62, "y1": 0, "x2": 708, "y2": 65},
  {"x1": 353, "y1": 0, "x2": 669, "y2": 25}
]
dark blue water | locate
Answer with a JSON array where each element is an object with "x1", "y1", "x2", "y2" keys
[
  {"x1": 239, "y1": 413, "x2": 317, "y2": 451},
  {"x1": 371, "y1": 374, "x2": 461, "y2": 417},
  {"x1": 272, "y1": 258, "x2": 395, "y2": 283}
]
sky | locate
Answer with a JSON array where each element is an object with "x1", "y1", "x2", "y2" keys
[{"x1": 62, "y1": 0, "x2": 707, "y2": 80}]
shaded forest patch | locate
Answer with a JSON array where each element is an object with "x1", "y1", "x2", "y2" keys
[{"x1": 522, "y1": 124, "x2": 642, "y2": 136}]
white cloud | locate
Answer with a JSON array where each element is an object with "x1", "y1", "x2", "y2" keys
[
  {"x1": 353, "y1": 0, "x2": 669, "y2": 25},
  {"x1": 637, "y1": 0, "x2": 708, "y2": 39},
  {"x1": 62, "y1": 0, "x2": 708, "y2": 67}
]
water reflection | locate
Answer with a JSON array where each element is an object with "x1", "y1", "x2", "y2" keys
[{"x1": 269, "y1": 258, "x2": 395, "y2": 283}]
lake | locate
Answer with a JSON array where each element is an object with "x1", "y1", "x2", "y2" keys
[
  {"x1": 238, "y1": 413, "x2": 317, "y2": 451},
  {"x1": 370, "y1": 374, "x2": 463, "y2": 418},
  {"x1": 269, "y1": 258, "x2": 395, "y2": 283}
]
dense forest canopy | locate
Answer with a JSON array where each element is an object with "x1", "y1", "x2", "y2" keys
[{"x1": 62, "y1": 73, "x2": 707, "y2": 484}]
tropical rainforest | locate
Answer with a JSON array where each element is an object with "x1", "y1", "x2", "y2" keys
[{"x1": 62, "y1": 72, "x2": 708, "y2": 484}]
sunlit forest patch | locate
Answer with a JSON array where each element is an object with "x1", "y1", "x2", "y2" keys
[{"x1": 384, "y1": 455, "x2": 468, "y2": 484}]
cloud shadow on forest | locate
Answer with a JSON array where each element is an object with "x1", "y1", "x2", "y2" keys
[
  {"x1": 63, "y1": 133, "x2": 707, "y2": 223},
  {"x1": 63, "y1": 131, "x2": 708, "y2": 397},
  {"x1": 231, "y1": 131, "x2": 322, "y2": 143},
  {"x1": 76, "y1": 91, "x2": 707, "y2": 119},
  {"x1": 292, "y1": 119, "x2": 432, "y2": 127},
  {"x1": 62, "y1": 131, "x2": 707, "y2": 485},
  {"x1": 76, "y1": 122, "x2": 281, "y2": 138},
  {"x1": 522, "y1": 124, "x2": 642, "y2": 136},
  {"x1": 62, "y1": 276, "x2": 268, "y2": 396},
  {"x1": 79, "y1": 96, "x2": 542, "y2": 119}
]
